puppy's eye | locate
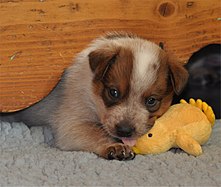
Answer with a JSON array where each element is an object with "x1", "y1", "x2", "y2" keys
[
  {"x1": 109, "y1": 88, "x2": 120, "y2": 99},
  {"x1": 145, "y1": 96, "x2": 157, "y2": 107},
  {"x1": 145, "y1": 96, "x2": 160, "y2": 112}
]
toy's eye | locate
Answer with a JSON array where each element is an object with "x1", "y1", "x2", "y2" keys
[{"x1": 148, "y1": 133, "x2": 153, "y2": 137}]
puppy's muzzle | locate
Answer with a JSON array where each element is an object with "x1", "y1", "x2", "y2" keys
[{"x1": 115, "y1": 120, "x2": 135, "y2": 137}]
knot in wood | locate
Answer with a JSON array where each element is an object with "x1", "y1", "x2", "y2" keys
[{"x1": 158, "y1": 1, "x2": 175, "y2": 17}]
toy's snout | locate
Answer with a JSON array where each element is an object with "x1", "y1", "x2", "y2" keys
[
  {"x1": 132, "y1": 130, "x2": 173, "y2": 155},
  {"x1": 132, "y1": 133, "x2": 159, "y2": 154}
]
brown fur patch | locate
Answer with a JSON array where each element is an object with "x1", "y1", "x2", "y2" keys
[
  {"x1": 169, "y1": 60, "x2": 189, "y2": 95},
  {"x1": 159, "y1": 50, "x2": 189, "y2": 95},
  {"x1": 89, "y1": 46, "x2": 120, "y2": 80},
  {"x1": 143, "y1": 50, "x2": 188, "y2": 123},
  {"x1": 91, "y1": 47, "x2": 134, "y2": 107},
  {"x1": 142, "y1": 50, "x2": 173, "y2": 122}
]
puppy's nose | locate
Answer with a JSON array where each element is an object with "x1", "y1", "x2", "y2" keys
[{"x1": 116, "y1": 120, "x2": 135, "y2": 137}]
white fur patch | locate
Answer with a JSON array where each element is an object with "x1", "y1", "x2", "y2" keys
[{"x1": 131, "y1": 39, "x2": 160, "y2": 92}]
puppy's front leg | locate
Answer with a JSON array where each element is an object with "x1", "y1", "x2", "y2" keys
[{"x1": 54, "y1": 122, "x2": 135, "y2": 160}]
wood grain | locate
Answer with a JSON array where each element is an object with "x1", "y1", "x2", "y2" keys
[{"x1": 0, "y1": 0, "x2": 220, "y2": 112}]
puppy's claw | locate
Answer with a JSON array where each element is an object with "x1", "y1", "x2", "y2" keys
[
  {"x1": 117, "y1": 150, "x2": 126, "y2": 161},
  {"x1": 122, "y1": 150, "x2": 126, "y2": 157},
  {"x1": 103, "y1": 143, "x2": 136, "y2": 161},
  {"x1": 129, "y1": 151, "x2": 136, "y2": 160},
  {"x1": 108, "y1": 151, "x2": 115, "y2": 160}
]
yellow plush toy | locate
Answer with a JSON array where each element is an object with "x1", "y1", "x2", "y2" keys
[{"x1": 132, "y1": 99, "x2": 216, "y2": 156}]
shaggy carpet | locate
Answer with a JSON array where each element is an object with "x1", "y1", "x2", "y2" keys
[{"x1": 0, "y1": 120, "x2": 220, "y2": 186}]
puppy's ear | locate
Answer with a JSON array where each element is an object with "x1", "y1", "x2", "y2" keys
[
  {"x1": 88, "y1": 47, "x2": 119, "y2": 80},
  {"x1": 159, "y1": 50, "x2": 189, "y2": 95},
  {"x1": 169, "y1": 61, "x2": 189, "y2": 95}
]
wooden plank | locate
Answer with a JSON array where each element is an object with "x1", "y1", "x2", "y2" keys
[{"x1": 0, "y1": 0, "x2": 220, "y2": 112}]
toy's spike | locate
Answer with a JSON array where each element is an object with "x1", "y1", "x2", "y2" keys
[
  {"x1": 196, "y1": 99, "x2": 203, "y2": 110},
  {"x1": 211, "y1": 114, "x2": 216, "y2": 127},
  {"x1": 189, "y1": 98, "x2": 196, "y2": 106},
  {"x1": 202, "y1": 102, "x2": 208, "y2": 111},
  {"x1": 205, "y1": 106, "x2": 216, "y2": 126},
  {"x1": 180, "y1": 99, "x2": 187, "y2": 104},
  {"x1": 186, "y1": 98, "x2": 215, "y2": 126}
]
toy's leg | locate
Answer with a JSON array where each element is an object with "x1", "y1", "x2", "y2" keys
[{"x1": 175, "y1": 131, "x2": 203, "y2": 156}]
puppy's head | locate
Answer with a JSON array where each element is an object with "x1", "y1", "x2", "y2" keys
[{"x1": 89, "y1": 33, "x2": 188, "y2": 145}]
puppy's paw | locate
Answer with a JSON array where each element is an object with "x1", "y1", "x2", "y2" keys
[{"x1": 101, "y1": 143, "x2": 135, "y2": 161}]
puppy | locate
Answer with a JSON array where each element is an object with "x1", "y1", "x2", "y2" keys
[{"x1": 0, "y1": 32, "x2": 188, "y2": 160}]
